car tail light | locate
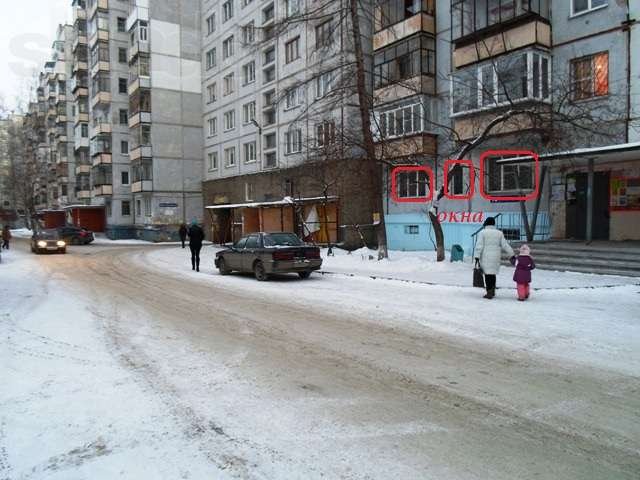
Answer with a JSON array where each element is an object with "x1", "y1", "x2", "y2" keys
[
  {"x1": 273, "y1": 251, "x2": 295, "y2": 261},
  {"x1": 305, "y1": 249, "x2": 321, "y2": 259}
]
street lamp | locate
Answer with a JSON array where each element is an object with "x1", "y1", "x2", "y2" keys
[{"x1": 250, "y1": 119, "x2": 262, "y2": 167}]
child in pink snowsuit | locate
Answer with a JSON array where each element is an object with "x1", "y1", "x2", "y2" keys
[{"x1": 510, "y1": 244, "x2": 536, "y2": 301}]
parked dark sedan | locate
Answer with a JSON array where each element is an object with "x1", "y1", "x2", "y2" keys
[
  {"x1": 215, "y1": 232, "x2": 322, "y2": 280},
  {"x1": 31, "y1": 229, "x2": 67, "y2": 254},
  {"x1": 58, "y1": 225, "x2": 94, "y2": 245}
]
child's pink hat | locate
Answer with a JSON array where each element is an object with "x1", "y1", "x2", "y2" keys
[{"x1": 519, "y1": 244, "x2": 531, "y2": 255}]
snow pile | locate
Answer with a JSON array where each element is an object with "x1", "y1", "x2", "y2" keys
[{"x1": 10, "y1": 228, "x2": 33, "y2": 239}]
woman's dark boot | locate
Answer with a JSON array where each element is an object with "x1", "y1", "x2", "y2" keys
[{"x1": 484, "y1": 289, "x2": 495, "y2": 299}]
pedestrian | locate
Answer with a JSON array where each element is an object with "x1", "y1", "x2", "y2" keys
[
  {"x1": 474, "y1": 217, "x2": 515, "y2": 299},
  {"x1": 178, "y1": 223, "x2": 188, "y2": 249},
  {"x1": 188, "y1": 219, "x2": 205, "y2": 272},
  {"x1": 511, "y1": 244, "x2": 536, "y2": 301},
  {"x1": 2, "y1": 225, "x2": 11, "y2": 250}
]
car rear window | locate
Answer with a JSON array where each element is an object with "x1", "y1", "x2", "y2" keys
[{"x1": 263, "y1": 233, "x2": 303, "y2": 246}]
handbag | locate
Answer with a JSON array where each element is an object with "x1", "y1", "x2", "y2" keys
[{"x1": 473, "y1": 259, "x2": 485, "y2": 288}]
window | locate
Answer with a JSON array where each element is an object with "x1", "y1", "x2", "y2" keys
[
  {"x1": 316, "y1": 121, "x2": 336, "y2": 147},
  {"x1": 224, "y1": 147, "x2": 236, "y2": 167},
  {"x1": 245, "y1": 182, "x2": 254, "y2": 201},
  {"x1": 136, "y1": 198, "x2": 142, "y2": 216},
  {"x1": 263, "y1": 3, "x2": 274, "y2": 23},
  {"x1": 397, "y1": 170, "x2": 429, "y2": 198},
  {"x1": 119, "y1": 77, "x2": 128, "y2": 94},
  {"x1": 243, "y1": 141, "x2": 256, "y2": 163},
  {"x1": 206, "y1": 13, "x2": 215, "y2": 35},
  {"x1": 572, "y1": 0, "x2": 607, "y2": 16},
  {"x1": 263, "y1": 46, "x2": 275, "y2": 65},
  {"x1": 105, "y1": 200, "x2": 112, "y2": 217},
  {"x1": 119, "y1": 109, "x2": 128, "y2": 125},
  {"x1": 208, "y1": 151, "x2": 218, "y2": 170},
  {"x1": 285, "y1": 0, "x2": 300, "y2": 17},
  {"x1": 117, "y1": 17, "x2": 126, "y2": 32},
  {"x1": 285, "y1": 37, "x2": 300, "y2": 63},
  {"x1": 571, "y1": 52, "x2": 608, "y2": 101},
  {"x1": 451, "y1": 51, "x2": 551, "y2": 114},
  {"x1": 487, "y1": 157, "x2": 534, "y2": 193},
  {"x1": 121, "y1": 140, "x2": 129, "y2": 155},
  {"x1": 379, "y1": 0, "x2": 433, "y2": 30},
  {"x1": 208, "y1": 117, "x2": 217, "y2": 136},
  {"x1": 223, "y1": 0, "x2": 234, "y2": 22},
  {"x1": 223, "y1": 73, "x2": 235, "y2": 95},
  {"x1": 243, "y1": 61, "x2": 255, "y2": 85},
  {"x1": 121, "y1": 170, "x2": 129, "y2": 185},
  {"x1": 374, "y1": 34, "x2": 435, "y2": 89},
  {"x1": 264, "y1": 152, "x2": 277, "y2": 168},
  {"x1": 207, "y1": 83, "x2": 217, "y2": 103},
  {"x1": 121, "y1": 200, "x2": 131, "y2": 216},
  {"x1": 242, "y1": 22, "x2": 255, "y2": 44},
  {"x1": 206, "y1": 48, "x2": 216, "y2": 70},
  {"x1": 144, "y1": 197, "x2": 151, "y2": 217},
  {"x1": 243, "y1": 101, "x2": 256, "y2": 123},
  {"x1": 137, "y1": 20, "x2": 148, "y2": 42},
  {"x1": 315, "y1": 71, "x2": 333, "y2": 98},
  {"x1": 285, "y1": 129, "x2": 302, "y2": 154},
  {"x1": 223, "y1": 36, "x2": 234, "y2": 59},
  {"x1": 263, "y1": 66, "x2": 276, "y2": 84},
  {"x1": 315, "y1": 20, "x2": 332, "y2": 48},
  {"x1": 264, "y1": 132, "x2": 276, "y2": 149},
  {"x1": 118, "y1": 47, "x2": 127, "y2": 63},
  {"x1": 81, "y1": 123, "x2": 89, "y2": 138},
  {"x1": 224, "y1": 110, "x2": 235, "y2": 130},
  {"x1": 375, "y1": 103, "x2": 429, "y2": 140},
  {"x1": 404, "y1": 225, "x2": 420, "y2": 235},
  {"x1": 285, "y1": 87, "x2": 301, "y2": 109}
]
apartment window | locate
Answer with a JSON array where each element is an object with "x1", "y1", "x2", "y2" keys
[
  {"x1": 224, "y1": 147, "x2": 236, "y2": 167},
  {"x1": 223, "y1": 110, "x2": 235, "y2": 130},
  {"x1": 81, "y1": 123, "x2": 89, "y2": 137},
  {"x1": 571, "y1": 52, "x2": 609, "y2": 101},
  {"x1": 572, "y1": 0, "x2": 607, "y2": 16},
  {"x1": 207, "y1": 83, "x2": 217, "y2": 103},
  {"x1": 263, "y1": 3, "x2": 275, "y2": 23},
  {"x1": 136, "y1": 198, "x2": 141, "y2": 216},
  {"x1": 404, "y1": 225, "x2": 420, "y2": 235},
  {"x1": 118, "y1": 77, "x2": 128, "y2": 94},
  {"x1": 118, "y1": 47, "x2": 127, "y2": 63},
  {"x1": 285, "y1": 0, "x2": 300, "y2": 17},
  {"x1": 117, "y1": 17, "x2": 126, "y2": 32},
  {"x1": 223, "y1": 73, "x2": 235, "y2": 95},
  {"x1": 223, "y1": 0, "x2": 234, "y2": 21},
  {"x1": 121, "y1": 200, "x2": 131, "y2": 216},
  {"x1": 285, "y1": 37, "x2": 300, "y2": 63},
  {"x1": 119, "y1": 109, "x2": 128, "y2": 125},
  {"x1": 121, "y1": 170, "x2": 129, "y2": 185},
  {"x1": 208, "y1": 151, "x2": 218, "y2": 170},
  {"x1": 245, "y1": 182, "x2": 254, "y2": 201},
  {"x1": 208, "y1": 117, "x2": 217, "y2": 136},
  {"x1": 242, "y1": 22, "x2": 255, "y2": 44},
  {"x1": 206, "y1": 48, "x2": 216, "y2": 70},
  {"x1": 285, "y1": 87, "x2": 301, "y2": 109},
  {"x1": 144, "y1": 197, "x2": 151, "y2": 217},
  {"x1": 316, "y1": 120, "x2": 336, "y2": 147},
  {"x1": 315, "y1": 71, "x2": 333, "y2": 98},
  {"x1": 106, "y1": 200, "x2": 112, "y2": 217},
  {"x1": 263, "y1": 46, "x2": 275, "y2": 65},
  {"x1": 243, "y1": 101, "x2": 256, "y2": 123},
  {"x1": 264, "y1": 89, "x2": 276, "y2": 107},
  {"x1": 90, "y1": 42, "x2": 109, "y2": 66},
  {"x1": 206, "y1": 13, "x2": 215, "y2": 35},
  {"x1": 121, "y1": 141, "x2": 129, "y2": 155},
  {"x1": 374, "y1": 34, "x2": 435, "y2": 89},
  {"x1": 264, "y1": 132, "x2": 276, "y2": 149},
  {"x1": 285, "y1": 129, "x2": 302, "y2": 154},
  {"x1": 243, "y1": 61, "x2": 255, "y2": 85},
  {"x1": 487, "y1": 157, "x2": 534, "y2": 193},
  {"x1": 264, "y1": 152, "x2": 277, "y2": 168},
  {"x1": 263, "y1": 109, "x2": 276, "y2": 126},
  {"x1": 375, "y1": 103, "x2": 429, "y2": 140},
  {"x1": 243, "y1": 141, "x2": 256, "y2": 163},
  {"x1": 379, "y1": 0, "x2": 433, "y2": 31},
  {"x1": 263, "y1": 66, "x2": 276, "y2": 84},
  {"x1": 315, "y1": 20, "x2": 332, "y2": 48},
  {"x1": 223, "y1": 36, "x2": 234, "y2": 59},
  {"x1": 451, "y1": 51, "x2": 551, "y2": 115},
  {"x1": 397, "y1": 170, "x2": 429, "y2": 198}
]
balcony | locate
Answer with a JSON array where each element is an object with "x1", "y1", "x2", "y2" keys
[
  {"x1": 71, "y1": 76, "x2": 88, "y2": 93},
  {"x1": 128, "y1": 74, "x2": 151, "y2": 95},
  {"x1": 90, "y1": 59, "x2": 110, "y2": 78},
  {"x1": 87, "y1": 0, "x2": 108, "y2": 20},
  {"x1": 75, "y1": 164, "x2": 91, "y2": 175},
  {"x1": 56, "y1": 93, "x2": 67, "y2": 103},
  {"x1": 91, "y1": 120, "x2": 112, "y2": 137},
  {"x1": 128, "y1": 112, "x2": 151, "y2": 129},
  {"x1": 92, "y1": 185, "x2": 112, "y2": 196},
  {"x1": 129, "y1": 145, "x2": 152, "y2": 161},
  {"x1": 374, "y1": 1, "x2": 435, "y2": 50},
  {"x1": 129, "y1": 40, "x2": 150, "y2": 62},
  {"x1": 76, "y1": 189, "x2": 91, "y2": 200},
  {"x1": 74, "y1": 112, "x2": 90, "y2": 124},
  {"x1": 126, "y1": 5, "x2": 150, "y2": 33},
  {"x1": 131, "y1": 180, "x2": 153, "y2": 193},
  {"x1": 92, "y1": 153, "x2": 112, "y2": 166},
  {"x1": 73, "y1": 58, "x2": 88, "y2": 73},
  {"x1": 89, "y1": 28, "x2": 109, "y2": 47},
  {"x1": 55, "y1": 114, "x2": 67, "y2": 124},
  {"x1": 73, "y1": 6, "x2": 87, "y2": 22},
  {"x1": 74, "y1": 137, "x2": 90, "y2": 149},
  {"x1": 91, "y1": 91, "x2": 111, "y2": 108},
  {"x1": 73, "y1": 33, "x2": 87, "y2": 52}
]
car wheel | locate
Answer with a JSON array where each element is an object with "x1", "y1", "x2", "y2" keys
[
  {"x1": 298, "y1": 271, "x2": 312, "y2": 279},
  {"x1": 253, "y1": 261, "x2": 269, "y2": 281},
  {"x1": 217, "y1": 258, "x2": 231, "y2": 275}
]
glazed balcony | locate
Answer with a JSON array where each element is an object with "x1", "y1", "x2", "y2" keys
[
  {"x1": 87, "y1": 0, "x2": 108, "y2": 20},
  {"x1": 374, "y1": 0, "x2": 435, "y2": 50},
  {"x1": 74, "y1": 137, "x2": 90, "y2": 149},
  {"x1": 74, "y1": 112, "x2": 89, "y2": 124}
]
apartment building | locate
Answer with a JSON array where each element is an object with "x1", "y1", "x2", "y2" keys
[{"x1": 200, "y1": 0, "x2": 376, "y2": 246}]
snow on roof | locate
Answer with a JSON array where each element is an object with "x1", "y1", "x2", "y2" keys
[
  {"x1": 63, "y1": 205, "x2": 105, "y2": 210},
  {"x1": 205, "y1": 196, "x2": 339, "y2": 210},
  {"x1": 497, "y1": 142, "x2": 640, "y2": 164}
]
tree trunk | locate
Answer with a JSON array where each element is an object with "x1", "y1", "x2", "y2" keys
[
  {"x1": 348, "y1": 0, "x2": 388, "y2": 259},
  {"x1": 428, "y1": 210, "x2": 445, "y2": 261}
]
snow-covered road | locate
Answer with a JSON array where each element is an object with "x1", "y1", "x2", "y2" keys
[{"x1": 1, "y1": 240, "x2": 639, "y2": 479}]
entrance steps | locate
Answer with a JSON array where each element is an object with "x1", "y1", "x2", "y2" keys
[{"x1": 508, "y1": 241, "x2": 640, "y2": 277}]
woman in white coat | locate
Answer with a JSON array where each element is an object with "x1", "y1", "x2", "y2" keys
[{"x1": 474, "y1": 217, "x2": 515, "y2": 299}]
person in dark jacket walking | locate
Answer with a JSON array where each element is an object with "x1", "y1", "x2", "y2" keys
[
  {"x1": 178, "y1": 223, "x2": 188, "y2": 249},
  {"x1": 187, "y1": 220, "x2": 205, "y2": 272},
  {"x1": 510, "y1": 244, "x2": 536, "y2": 301},
  {"x1": 2, "y1": 225, "x2": 11, "y2": 250}
]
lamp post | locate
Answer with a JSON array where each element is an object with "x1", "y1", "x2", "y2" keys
[{"x1": 251, "y1": 118, "x2": 262, "y2": 167}]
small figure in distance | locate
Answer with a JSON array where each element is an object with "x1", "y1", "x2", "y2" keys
[
  {"x1": 178, "y1": 222, "x2": 188, "y2": 249},
  {"x1": 511, "y1": 244, "x2": 536, "y2": 301},
  {"x1": 187, "y1": 219, "x2": 205, "y2": 272}
]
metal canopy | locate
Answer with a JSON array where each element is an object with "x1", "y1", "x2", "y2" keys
[{"x1": 205, "y1": 196, "x2": 338, "y2": 210}]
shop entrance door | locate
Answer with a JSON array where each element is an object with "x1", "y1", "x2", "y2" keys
[{"x1": 566, "y1": 172, "x2": 610, "y2": 240}]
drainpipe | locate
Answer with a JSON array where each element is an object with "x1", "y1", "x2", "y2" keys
[{"x1": 586, "y1": 158, "x2": 594, "y2": 243}]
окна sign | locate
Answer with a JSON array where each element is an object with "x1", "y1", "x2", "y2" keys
[{"x1": 437, "y1": 212, "x2": 484, "y2": 223}]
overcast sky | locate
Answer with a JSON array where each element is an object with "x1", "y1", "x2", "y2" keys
[{"x1": 0, "y1": 1, "x2": 71, "y2": 112}]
